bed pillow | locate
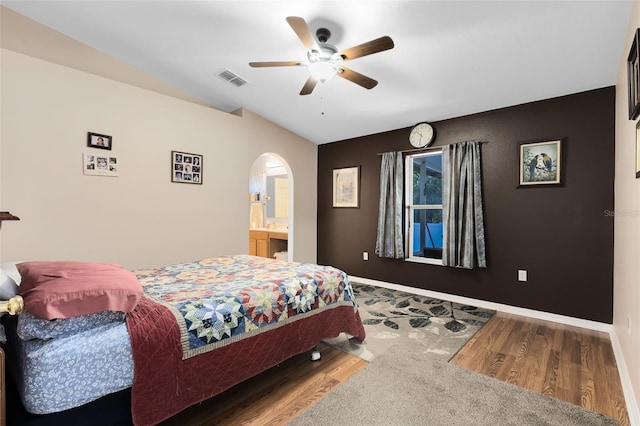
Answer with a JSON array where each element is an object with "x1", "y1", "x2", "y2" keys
[
  {"x1": 17, "y1": 261, "x2": 142, "y2": 320},
  {"x1": 17, "y1": 309, "x2": 126, "y2": 341},
  {"x1": 1, "y1": 262, "x2": 22, "y2": 285},
  {"x1": 0, "y1": 269, "x2": 19, "y2": 299}
]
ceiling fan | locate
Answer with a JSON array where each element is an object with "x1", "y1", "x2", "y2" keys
[{"x1": 249, "y1": 16, "x2": 394, "y2": 95}]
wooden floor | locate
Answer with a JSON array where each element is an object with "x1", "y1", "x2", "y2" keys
[
  {"x1": 450, "y1": 312, "x2": 630, "y2": 426},
  {"x1": 159, "y1": 342, "x2": 367, "y2": 426},
  {"x1": 160, "y1": 312, "x2": 629, "y2": 425}
]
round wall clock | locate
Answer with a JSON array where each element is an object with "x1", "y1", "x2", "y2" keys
[{"x1": 409, "y1": 122, "x2": 435, "y2": 148}]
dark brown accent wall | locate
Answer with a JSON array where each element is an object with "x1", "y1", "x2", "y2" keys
[{"x1": 318, "y1": 87, "x2": 615, "y2": 323}]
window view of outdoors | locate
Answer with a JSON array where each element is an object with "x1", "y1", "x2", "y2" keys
[{"x1": 409, "y1": 152, "x2": 443, "y2": 260}]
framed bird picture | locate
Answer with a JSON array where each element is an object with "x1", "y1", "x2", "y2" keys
[{"x1": 518, "y1": 139, "x2": 563, "y2": 187}]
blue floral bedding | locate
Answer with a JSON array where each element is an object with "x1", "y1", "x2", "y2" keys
[
  {"x1": 6, "y1": 315, "x2": 133, "y2": 414},
  {"x1": 17, "y1": 309, "x2": 125, "y2": 341}
]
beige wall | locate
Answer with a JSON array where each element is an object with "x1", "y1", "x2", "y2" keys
[
  {"x1": 0, "y1": 49, "x2": 317, "y2": 268},
  {"x1": 614, "y1": 1, "x2": 640, "y2": 421}
]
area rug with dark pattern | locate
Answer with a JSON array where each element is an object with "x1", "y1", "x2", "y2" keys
[{"x1": 323, "y1": 283, "x2": 495, "y2": 361}]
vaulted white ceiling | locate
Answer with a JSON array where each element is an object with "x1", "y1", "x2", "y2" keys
[{"x1": 1, "y1": 1, "x2": 633, "y2": 144}]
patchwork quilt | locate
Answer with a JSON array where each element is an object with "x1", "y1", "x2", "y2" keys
[
  {"x1": 134, "y1": 255, "x2": 359, "y2": 359},
  {"x1": 128, "y1": 255, "x2": 366, "y2": 425}
]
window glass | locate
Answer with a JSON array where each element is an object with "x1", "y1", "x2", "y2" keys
[
  {"x1": 411, "y1": 209, "x2": 443, "y2": 259},
  {"x1": 412, "y1": 155, "x2": 442, "y2": 205},
  {"x1": 406, "y1": 151, "x2": 443, "y2": 264}
]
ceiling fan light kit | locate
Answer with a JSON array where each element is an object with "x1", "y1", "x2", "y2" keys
[
  {"x1": 308, "y1": 61, "x2": 339, "y2": 83},
  {"x1": 249, "y1": 16, "x2": 394, "y2": 95}
]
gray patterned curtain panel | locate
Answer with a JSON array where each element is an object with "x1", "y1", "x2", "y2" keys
[
  {"x1": 375, "y1": 151, "x2": 405, "y2": 259},
  {"x1": 442, "y1": 141, "x2": 487, "y2": 269}
]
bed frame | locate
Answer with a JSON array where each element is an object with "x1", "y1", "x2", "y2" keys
[
  {"x1": 1, "y1": 257, "x2": 366, "y2": 425},
  {"x1": 2, "y1": 296, "x2": 25, "y2": 424}
]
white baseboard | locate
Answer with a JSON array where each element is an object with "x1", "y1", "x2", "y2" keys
[
  {"x1": 349, "y1": 276, "x2": 612, "y2": 332},
  {"x1": 349, "y1": 275, "x2": 639, "y2": 426},
  {"x1": 609, "y1": 330, "x2": 640, "y2": 425}
]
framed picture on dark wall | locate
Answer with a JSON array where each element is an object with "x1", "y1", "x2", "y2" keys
[
  {"x1": 332, "y1": 166, "x2": 360, "y2": 207},
  {"x1": 628, "y1": 28, "x2": 640, "y2": 120},
  {"x1": 518, "y1": 139, "x2": 562, "y2": 187}
]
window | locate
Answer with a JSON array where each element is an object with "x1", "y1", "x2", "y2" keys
[{"x1": 405, "y1": 151, "x2": 443, "y2": 264}]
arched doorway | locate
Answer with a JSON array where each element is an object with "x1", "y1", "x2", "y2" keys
[{"x1": 249, "y1": 153, "x2": 293, "y2": 261}]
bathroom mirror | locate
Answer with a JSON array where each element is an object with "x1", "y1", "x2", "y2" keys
[{"x1": 266, "y1": 174, "x2": 289, "y2": 219}]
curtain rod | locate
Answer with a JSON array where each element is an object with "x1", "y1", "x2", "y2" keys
[{"x1": 376, "y1": 141, "x2": 489, "y2": 156}]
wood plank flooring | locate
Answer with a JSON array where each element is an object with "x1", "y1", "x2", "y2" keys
[
  {"x1": 160, "y1": 312, "x2": 629, "y2": 425},
  {"x1": 450, "y1": 312, "x2": 630, "y2": 426},
  {"x1": 159, "y1": 342, "x2": 367, "y2": 426}
]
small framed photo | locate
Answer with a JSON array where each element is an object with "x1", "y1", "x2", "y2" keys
[
  {"x1": 87, "y1": 132, "x2": 112, "y2": 150},
  {"x1": 628, "y1": 28, "x2": 640, "y2": 120},
  {"x1": 333, "y1": 166, "x2": 360, "y2": 208},
  {"x1": 172, "y1": 151, "x2": 202, "y2": 184},
  {"x1": 83, "y1": 153, "x2": 118, "y2": 177},
  {"x1": 518, "y1": 139, "x2": 562, "y2": 187},
  {"x1": 636, "y1": 120, "x2": 640, "y2": 179}
]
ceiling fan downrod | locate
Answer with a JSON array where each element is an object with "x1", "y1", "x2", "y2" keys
[{"x1": 316, "y1": 27, "x2": 331, "y2": 43}]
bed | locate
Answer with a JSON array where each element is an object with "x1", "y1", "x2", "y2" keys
[{"x1": 1, "y1": 255, "x2": 366, "y2": 425}]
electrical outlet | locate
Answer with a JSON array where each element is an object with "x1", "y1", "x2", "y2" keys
[
  {"x1": 363, "y1": 251, "x2": 369, "y2": 261},
  {"x1": 518, "y1": 270, "x2": 527, "y2": 282}
]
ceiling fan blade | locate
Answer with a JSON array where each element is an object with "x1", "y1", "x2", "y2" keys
[
  {"x1": 286, "y1": 16, "x2": 320, "y2": 52},
  {"x1": 337, "y1": 67, "x2": 378, "y2": 89},
  {"x1": 249, "y1": 61, "x2": 303, "y2": 67},
  {"x1": 300, "y1": 76, "x2": 318, "y2": 95},
  {"x1": 339, "y1": 36, "x2": 394, "y2": 61}
]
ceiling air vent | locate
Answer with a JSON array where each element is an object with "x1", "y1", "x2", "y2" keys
[{"x1": 216, "y1": 68, "x2": 248, "y2": 88}]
